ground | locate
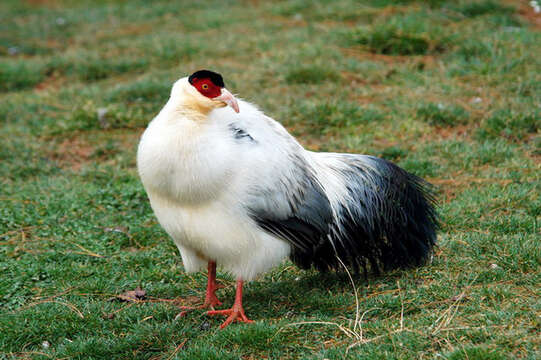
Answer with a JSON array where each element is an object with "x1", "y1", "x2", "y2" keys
[{"x1": 0, "y1": 0, "x2": 540, "y2": 359}]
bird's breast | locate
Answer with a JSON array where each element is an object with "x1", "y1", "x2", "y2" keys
[{"x1": 137, "y1": 119, "x2": 237, "y2": 205}]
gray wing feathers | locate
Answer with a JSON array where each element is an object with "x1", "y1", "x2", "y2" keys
[{"x1": 246, "y1": 152, "x2": 334, "y2": 255}]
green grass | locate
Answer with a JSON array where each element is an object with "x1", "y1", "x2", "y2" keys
[
  {"x1": 1, "y1": 0, "x2": 540, "y2": 359},
  {"x1": 416, "y1": 103, "x2": 470, "y2": 127}
]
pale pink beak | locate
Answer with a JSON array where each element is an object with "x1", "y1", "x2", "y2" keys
[{"x1": 214, "y1": 88, "x2": 239, "y2": 113}]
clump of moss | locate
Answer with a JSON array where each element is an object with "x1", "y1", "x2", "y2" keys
[
  {"x1": 379, "y1": 146, "x2": 408, "y2": 161},
  {"x1": 454, "y1": 0, "x2": 514, "y2": 18},
  {"x1": 475, "y1": 110, "x2": 539, "y2": 142},
  {"x1": 357, "y1": 29, "x2": 429, "y2": 55},
  {"x1": 416, "y1": 103, "x2": 470, "y2": 127},
  {"x1": 0, "y1": 60, "x2": 45, "y2": 92},
  {"x1": 285, "y1": 65, "x2": 339, "y2": 84}
]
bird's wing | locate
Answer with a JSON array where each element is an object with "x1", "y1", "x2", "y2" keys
[
  {"x1": 212, "y1": 102, "x2": 335, "y2": 261},
  {"x1": 246, "y1": 151, "x2": 334, "y2": 256},
  {"x1": 211, "y1": 101, "x2": 437, "y2": 274}
]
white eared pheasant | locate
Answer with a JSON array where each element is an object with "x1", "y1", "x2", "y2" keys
[{"x1": 137, "y1": 70, "x2": 438, "y2": 328}]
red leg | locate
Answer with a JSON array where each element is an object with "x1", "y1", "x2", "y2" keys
[
  {"x1": 203, "y1": 261, "x2": 222, "y2": 308},
  {"x1": 207, "y1": 279, "x2": 254, "y2": 329},
  {"x1": 176, "y1": 261, "x2": 223, "y2": 318}
]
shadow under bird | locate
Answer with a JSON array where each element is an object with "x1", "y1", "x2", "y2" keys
[{"x1": 137, "y1": 70, "x2": 438, "y2": 329}]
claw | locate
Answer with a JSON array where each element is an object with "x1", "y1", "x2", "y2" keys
[
  {"x1": 207, "y1": 278, "x2": 253, "y2": 329},
  {"x1": 208, "y1": 307, "x2": 253, "y2": 328}
]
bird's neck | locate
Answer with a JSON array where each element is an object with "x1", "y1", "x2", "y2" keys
[
  {"x1": 152, "y1": 100, "x2": 213, "y2": 141},
  {"x1": 163, "y1": 91, "x2": 214, "y2": 120}
]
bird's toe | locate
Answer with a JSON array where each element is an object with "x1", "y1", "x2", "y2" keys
[{"x1": 207, "y1": 307, "x2": 253, "y2": 329}]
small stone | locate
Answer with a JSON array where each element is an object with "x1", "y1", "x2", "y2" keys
[
  {"x1": 112, "y1": 286, "x2": 146, "y2": 302},
  {"x1": 97, "y1": 108, "x2": 108, "y2": 120},
  {"x1": 284, "y1": 310, "x2": 295, "y2": 318},
  {"x1": 97, "y1": 108, "x2": 109, "y2": 128},
  {"x1": 7, "y1": 46, "x2": 19, "y2": 55},
  {"x1": 134, "y1": 287, "x2": 146, "y2": 299},
  {"x1": 104, "y1": 226, "x2": 127, "y2": 234},
  {"x1": 451, "y1": 293, "x2": 467, "y2": 302}
]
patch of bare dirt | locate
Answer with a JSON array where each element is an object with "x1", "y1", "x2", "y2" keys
[
  {"x1": 34, "y1": 74, "x2": 64, "y2": 92},
  {"x1": 49, "y1": 129, "x2": 142, "y2": 171},
  {"x1": 432, "y1": 124, "x2": 474, "y2": 140},
  {"x1": 51, "y1": 137, "x2": 95, "y2": 171},
  {"x1": 341, "y1": 47, "x2": 438, "y2": 68},
  {"x1": 428, "y1": 165, "x2": 515, "y2": 203},
  {"x1": 513, "y1": 0, "x2": 541, "y2": 30},
  {"x1": 94, "y1": 23, "x2": 154, "y2": 42},
  {"x1": 25, "y1": 0, "x2": 58, "y2": 6},
  {"x1": 267, "y1": 15, "x2": 308, "y2": 28}
]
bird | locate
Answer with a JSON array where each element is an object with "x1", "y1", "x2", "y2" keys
[{"x1": 136, "y1": 69, "x2": 438, "y2": 329}]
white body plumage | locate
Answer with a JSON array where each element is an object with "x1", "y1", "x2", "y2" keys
[
  {"x1": 137, "y1": 75, "x2": 437, "y2": 284},
  {"x1": 137, "y1": 78, "x2": 300, "y2": 280}
]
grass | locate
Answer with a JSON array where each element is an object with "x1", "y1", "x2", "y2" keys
[
  {"x1": 0, "y1": 0, "x2": 540, "y2": 359},
  {"x1": 416, "y1": 103, "x2": 470, "y2": 127}
]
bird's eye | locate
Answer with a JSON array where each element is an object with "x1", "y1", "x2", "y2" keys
[{"x1": 202, "y1": 84, "x2": 209, "y2": 90}]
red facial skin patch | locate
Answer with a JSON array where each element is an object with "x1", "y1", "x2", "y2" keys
[{"x1": 190, "y1": 78, "x2": 222, "y2": 99}]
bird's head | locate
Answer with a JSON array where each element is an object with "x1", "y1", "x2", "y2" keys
[{"x1": 170, "y1": 70, "x2": 239, "y2": 115}]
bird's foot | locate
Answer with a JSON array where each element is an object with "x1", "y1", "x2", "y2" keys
[
  {"x1": 201, "y1": 278, "x2": 224, "y2": 308},
  {"x1": 203, "y1": 291, "x2": 223, "y2": 308},
  {"x1": 174, "y1": 261, "x2": 225, "y2": 320},
  {"x1": 174, "y1": 293, "x2": 223, "y2": 320},
  {"x1": 207, "y1": 304, "x2": 253, "y2": 329}
]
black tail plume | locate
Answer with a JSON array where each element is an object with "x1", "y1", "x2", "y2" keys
[{"x1": 290, "y1": 155, "x2": 438, "y2": 275}]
